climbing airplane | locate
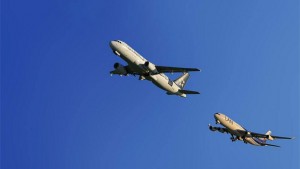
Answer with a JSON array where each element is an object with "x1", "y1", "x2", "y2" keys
[
  {"x1": 209, "y1": 113, "x2": 294, "y2": 147},
  {"x1": 109, "y1": 40, "x2": 200, "y2": 97}
]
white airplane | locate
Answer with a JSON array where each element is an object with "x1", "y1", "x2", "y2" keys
[
  {"x1": 109, "y1": 40, "x2": 200, "y2": 97},
  {"x1": 209, "y1": 113, "x2": 294, "y2": 147}
]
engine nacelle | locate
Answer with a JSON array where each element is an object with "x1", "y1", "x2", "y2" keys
[
  {"x1": 209, "y1": 126, "x2": 217, "y2": 131},
  {"x1": 244, "y1": 131, "x2": 251, "y2": 137},
  {"x1": 217, "y1": 128, "x2": 226, "y2": 133},
  {"x1": 144, "y1": 61, "x2": 159, "y2": 74},
  {"x1": 113, "y1": 63, "x2": 128, "y2": 75}
]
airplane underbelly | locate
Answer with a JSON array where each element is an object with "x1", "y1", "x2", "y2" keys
[
  {"x1": 244, "y1": 138, "x2": 260, "y2": 146},
  {"x1": 221, "y1": 123, "x2": 245, "y2": 137},
  {"x1": 151, "y1": 75, "x2": 175, "y2": 92}
]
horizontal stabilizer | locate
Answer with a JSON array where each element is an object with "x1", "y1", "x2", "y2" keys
[{"x1": 179, "y1": 89, "x2": 200, "y2": 94}]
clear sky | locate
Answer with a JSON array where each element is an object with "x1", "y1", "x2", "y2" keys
[{"x1": 2, "y1": 0, "x2": 299, "y2": 169}]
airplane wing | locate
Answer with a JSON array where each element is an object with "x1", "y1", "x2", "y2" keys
[
  {"x1": 237, "y1": 130, "x2": 294, "y2": 140},
  {"x1": 260, "y1": 143, "x2": 280, "y2": 147},
  {"x1": 111, "y1": 63, "x2": 200, "y2": 75},
  {"x1": 250, "y1": 132, "x2": 294, "y2": 140},
  {"x1": 156, "y1": 66, "x2": 200, "y2": 73}
]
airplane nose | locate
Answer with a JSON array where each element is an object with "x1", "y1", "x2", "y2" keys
[
  {"x1": 109, "y1": 41, "x2": 115, "y2": 48},
  {"x1": 214, "y1": 113, "x2": 220, "y2": 118},
  {"x1": 214, "y1": 113, "x2": 221, "y2": 124}
]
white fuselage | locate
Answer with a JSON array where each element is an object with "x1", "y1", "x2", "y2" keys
[
  {"x1": 214, "y1": 113, "x2": 262, "y2": 146},
  {"x1": 110, "y1": 40, "x2": 186, "y2": 97}
]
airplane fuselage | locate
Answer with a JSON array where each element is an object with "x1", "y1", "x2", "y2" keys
[
  {"x1": 214, "y1": 113, "x2": 263, "y2": 146},
  {"x1": 110, "y1": 40, "x2": 186, "y2": 97}
]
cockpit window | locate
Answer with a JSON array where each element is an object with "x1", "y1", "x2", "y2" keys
[{"x1": 113, "y1": 40, "x2": 122, "y2": 43}]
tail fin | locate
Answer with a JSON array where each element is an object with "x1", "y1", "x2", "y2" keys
[
  {"x1": 266, "y1": 130, "x2": 274, "y2": 140},
  {"x1": 265, "y1": 130, "x2": 272, "y2": 136},
  {"x1": 174, "y1": 72, "x2": 190, "y2": 89},
  {"x1": 261, "y1": 130, "x2": 273, "y2": 142}
]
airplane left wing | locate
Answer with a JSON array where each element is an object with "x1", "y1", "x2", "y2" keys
[
  {"x1": 237, "y1": 130, "x2": 294, "y2": 140},
  {"x1": 156, "y1": 66, "x2": 200, "y2": 73},
  {"x1": 250, "y1": 132, "x2": 294, "y2": 140}
]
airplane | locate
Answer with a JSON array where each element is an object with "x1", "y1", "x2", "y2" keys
[
  {"x1": 109, "y1": 40, "x2": 201, "y2": 97},
  {"x1": 209, "y1": 113, "x2": 294, "y2": 147}
]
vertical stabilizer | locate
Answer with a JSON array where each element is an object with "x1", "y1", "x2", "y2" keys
[
  {"x1": 266, "y1": 130, "x2": 274, "y2": 140},
  {"x1": 265, "y1": 130, "x2": 272, "y2": 136},
  {"x1": 260, "y1": 130, "x2": 272, "y2": 142},
  {"x1": 174, "y1": 72, "x2": 190, "y2": 89}
]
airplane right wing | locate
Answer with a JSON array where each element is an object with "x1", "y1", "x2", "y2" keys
[
  {"x1": 156, "y1": 66, "x2": 200, "y2": 73},
  {"x1": 111, "y1": 63, "x2": 201, "y2": 75},
  {"x1": 236, "y1": 129, "x2": 294, "y2": 140},
  {"x1": 250, "y1": 132, "x2": 294, "y2": 140}
]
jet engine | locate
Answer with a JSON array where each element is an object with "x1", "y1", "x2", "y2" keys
[
  {"x1": 240, "y1": 131, "x2": 251, "y2": 140},
  {"x1": 208, "y1": 125, "x2": 226, "y2": 133},
  {"x1": 144, "y1": 61, "x2": 159, "y2": 74},
  {"x1": 246, "y1": 131, "x2": 251, "y2": 136},
  {"x1": 113, "y1": 63, "x2": 127, "y2": 75},
  {"x1": 237, "y1": 136, "x2": 243, "y2": 141},
  {"x1": 217, "y1": 128, "x2": 226, "y2": 133},
  {"x1": 209, "y1": 125, "x2": 217, "y2": 131}
]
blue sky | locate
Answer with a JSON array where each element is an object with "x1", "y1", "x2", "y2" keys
[{"x1": 2, "y1": 0, "x2": 299, "y2": 169}]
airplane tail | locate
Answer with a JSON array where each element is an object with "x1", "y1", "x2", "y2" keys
[
  {"x1": 265, "y1": 130, "x2": 272, "y2": 136},
  {"x1": 174, "y1": 72, "x2": 190, "y2": 89},
  {"x1": 173, "y1": 72, "x2": 200, "y2": 95},
  {"x1": 260, "y1": 130, "x2": 273, "y2": 143}
]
